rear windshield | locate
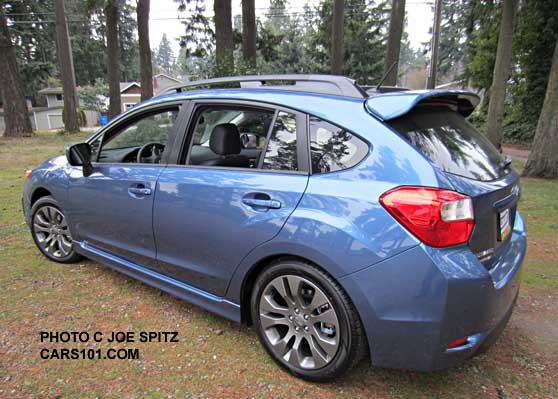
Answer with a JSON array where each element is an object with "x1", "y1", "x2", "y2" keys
[{"x1": 389, "y1": 107, "x2": 506, "y2": 181}]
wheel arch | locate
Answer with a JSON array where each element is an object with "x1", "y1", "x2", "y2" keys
[
  {"x1": 238, "y1": 253, "x2": 364, "y2": 329},
  {"x1": 30, "y1": 187, "x2": 52, "y2": 207},
  {"x1": 239, "y1": 254, "x2": 311, "y2": 325}
]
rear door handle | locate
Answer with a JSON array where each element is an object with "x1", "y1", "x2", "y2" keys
[
  {"x1": 242, "y1": 198, "x2": 281, "y2": 209},
  {"x1": 128, "y1": 186, "x2": 152, "y2": 196}
]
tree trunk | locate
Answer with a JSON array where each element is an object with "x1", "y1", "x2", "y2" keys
[
  {"x1": 105, "y1": 0, "x2": 122, "y2": 120},
  {"x1": 383, "y1": 0, "x2": 406, "y2": 86},
  {"x1": 426, "y1": 0, "x2": 442, "y2": 89},
  {"x1": 214, "y1": 0, "x2": 233, "y2": 76},
  {"x1": 523, "y1": 41, "x2": 558, "y2": 179},
  {"x1": 330, "y1": 0, "x2": 344, "y2": 75},
  {"x1": 486, "y1": 0, "x2": 518, "y2": 150},
  {"x1": 242, "y1": 0, "x2": 256, "y2": 69},
  {"x1": 137, "y1": 0, "x2": 153, "y2": 100},
  {"x1": 55, "y1": 0, "x2": 79, "y2": 133},
  {"x1": 0, "y1": 6, "x2": 33, "y2": 136}
]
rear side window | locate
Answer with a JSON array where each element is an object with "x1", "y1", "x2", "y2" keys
[
  {"x1": 309, "y1": 117, "x2": 368, "y2": 174},
  {"x1": 262, "y1": 111, "x2": 298, "y2": 171},
  {"x1": 389, "y1": 108, "x2": 505, "y2": 181}
]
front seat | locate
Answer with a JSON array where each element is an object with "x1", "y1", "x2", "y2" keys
[{"x1": 200, "y1": 123, "x2": 250, "y2": 168}]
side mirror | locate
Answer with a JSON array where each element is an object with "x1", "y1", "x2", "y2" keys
[
  {"x1": 66, "y1": 142, "x2": 93, "y2": 176},
  {"x1": 240, "y1": 133, "x2": 259, "y2": 149}
]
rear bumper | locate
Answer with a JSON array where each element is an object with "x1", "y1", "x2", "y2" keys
[{"x1": 340, "y1": 211, "x2": 527, "y2": 371}]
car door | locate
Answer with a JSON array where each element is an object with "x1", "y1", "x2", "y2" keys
[
  {"x1": 153, "y1": 101, "x2": 310, "y2": 296},
  {"x1": 66, "y1": 103, "x2": 184, "y2": 269}
]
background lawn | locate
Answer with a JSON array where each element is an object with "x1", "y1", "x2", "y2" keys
[{"x1": 1, "y1": 132, "x2": 557, "y2": 398}]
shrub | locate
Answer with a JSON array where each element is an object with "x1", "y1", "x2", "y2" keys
[{"x1": 61, "y1": 107, "x2": 86, "y2": 129}]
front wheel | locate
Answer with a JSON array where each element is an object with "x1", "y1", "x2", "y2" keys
[
  {"x1": 30, "y1": 196, "x2": 82, "y2": 263},
  {"x1": 250, "y1": 259, "x2": 367, "y2": 381}
]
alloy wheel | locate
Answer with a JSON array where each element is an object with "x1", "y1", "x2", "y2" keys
[
  {"x1": 259, "y1": 275, "x2": 340, "y2": 370},
  {"x1": 33, "y1": 205, "x2": 73, "y2": 259}
]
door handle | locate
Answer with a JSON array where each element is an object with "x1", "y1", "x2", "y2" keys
[
  {"x1": 128, "y1": 187, "x2": 152, "y2": 196},
  {"x1": 242, "y1": 198, "x2": 282, "y2": 209}
]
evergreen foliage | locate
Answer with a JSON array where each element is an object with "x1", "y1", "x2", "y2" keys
[{"x1": 3, "y1": 0, "x2": 556, "y2": 144}]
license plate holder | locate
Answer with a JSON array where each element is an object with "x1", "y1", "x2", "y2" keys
[{"x1": 499, "y1": 208, "x2": 511, "y2": 241}]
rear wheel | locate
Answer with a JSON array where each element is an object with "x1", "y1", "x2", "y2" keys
[
  {"x1": 250, "y1": 259, "x2": 366, "y2": 381},
  {"x1": 30, "y1": 196, "x2": 82, "y2": 263}
]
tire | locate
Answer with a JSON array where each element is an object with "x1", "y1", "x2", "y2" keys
[
  {"x1": 250, "y1": 258, "x2": 367, "y2": 381},
  {"x1": 30, "y1": 195, "x2": 83, "y2": 264}
]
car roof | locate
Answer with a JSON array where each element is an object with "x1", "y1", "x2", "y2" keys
[
  {"x1": 110, "y1": 82, "x2": 479, "y2": 142},
  {"x1": 139, "y1": 86, "x2": 479, "y2": 121},
  {"x1": 132, "y1": 75, "x2": 479, "y2": 123},
  {"x1": 136, "y1": 88, "x2": 367, "y2": 123},
  {"x1": 87, "y1": 88, "x2": 371, "y2": 144},
  {"x1": 89, "y1": 86, "x2": 457, "y2": 178}
]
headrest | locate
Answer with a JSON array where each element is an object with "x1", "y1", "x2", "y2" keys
[{"x1": 209, "y1": 123, "x2": 242, "y2": 155}]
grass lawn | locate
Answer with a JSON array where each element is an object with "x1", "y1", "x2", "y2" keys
[{"x1": 1, "y1": 132, "x2": 557, "y2": 398}]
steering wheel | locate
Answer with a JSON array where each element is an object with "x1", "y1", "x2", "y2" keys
[{"x1": 137, "y1": 142, "x2": 165, "y2": 164}]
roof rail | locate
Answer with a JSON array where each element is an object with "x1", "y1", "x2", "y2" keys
[{"x1": 156, "y1": 74, "x2": 367, "y2": 99}]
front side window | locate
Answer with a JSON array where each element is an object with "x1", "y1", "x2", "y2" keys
[
  {"x1": 97, "y1": 108, "x2": 178, "y2": 164},
  {"x1": 262, "y1": 111, "x2": 298, "y2": 171},
  {"x1": 309, "y1": 117, "x2": 369, "y2": 174}
]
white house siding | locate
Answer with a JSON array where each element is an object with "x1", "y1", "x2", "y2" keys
[
  {"x1": 121, "y1": 94, "x2": 141, "y2": 111},
  {"x1": 0, "y1": 107, "x2": 100, "y2": 135},
  {"x1": 32, "y1": 108, "x2": 63, "y2": 130},
  {"x1": 45, "y1": 94, "x2": 65, "y2": 108},
  {"x1": 154, "y1": 74, "x2": 182, "y2": 95}
]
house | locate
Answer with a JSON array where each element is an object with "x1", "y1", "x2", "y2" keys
[
  {"x1": 119, "y1": 75, "x2": 184, "y2": 111},
  {"x1": 32, "y1": 83, "x2": 143, "y2": 129},
  {"x1": 1, "y1": 86, "x2": 99, "y2": 133},
  {"x1": 69, "y1": 75, "x2": 184, "y2": 113},
  {"x1": 153, "y1": 73, "x2": 182, "y2": 94},
  {"x1": 35, "y1": 86, "x2": 99, "y2": 130},
  {"x1": 120, "y1": 82, "x2": 142, "y2": 111},
  {"x1": 34, "y1": 87, "x2": 65, "y2": 129},
  {"x1": 38, "y1": 87, "x2": 66, "y2": 108},
  {"x1": 0, "y1": 74, "x2": 186, "y2": 135}
]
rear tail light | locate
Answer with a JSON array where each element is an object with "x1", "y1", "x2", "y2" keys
[{"x1": 380, "y1": 186, "x2": 474, "y2": 248}]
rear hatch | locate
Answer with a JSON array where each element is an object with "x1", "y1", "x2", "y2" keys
[{"x1": 387, "y1": 104, "x2": 520, "y2": 269}]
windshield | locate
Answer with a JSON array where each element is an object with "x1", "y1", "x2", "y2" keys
[{"x1": 389, "y1": 107, "x2": 506, "y2": 181}]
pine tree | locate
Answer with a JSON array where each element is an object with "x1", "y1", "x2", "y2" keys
[
  {"x1": 137, "y1": 0, "x2": 154, "y2": 100},
  {"x1": 4, "y1": 1, "x2": 56, "y2": 105},
  {"x1": 242, "y1": 0, "x2": 256, "y2": 69},
  {"x1": 0, "y1": 5, "x2": 33, "y2": 136},
  {"x1": 384, "y1": 0, "x2": 406, "y2": 85},
  {"x1": 214, "y1": 0, "x2": 233, "y2": 76},
  {"x1": 486, "y1": 0, "x2": 519, "y2": 149},
  {"x1": 524, "y1": 41, "x2": 558, "y2": 178},
  {"x1": 105, "y1": 0, "x2": 122, "y2": 119},
  {"x1": 156, "y1": 34, "x2": 175, "y2": 73},
  {"x1": 509, "y1": 0, "x2": 558, "y2": 142},
  {"x1": 331, "y1": 0, "x2": 345, "y2": 75},
  {"x1": 437, "y1": 0, "x2": 466, "y2": 81},
  {"x1": 55, "y1": 0, "x2": 79, "y2": 133}
]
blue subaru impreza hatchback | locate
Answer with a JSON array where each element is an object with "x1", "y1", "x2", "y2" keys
[{"x1": 23, "y1": 75, "x2": 526, "y2": 381}]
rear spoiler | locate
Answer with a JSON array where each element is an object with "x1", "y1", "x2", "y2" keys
[{"x1": 364, "y1": 90, "x2": 480, "y2": 121}]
